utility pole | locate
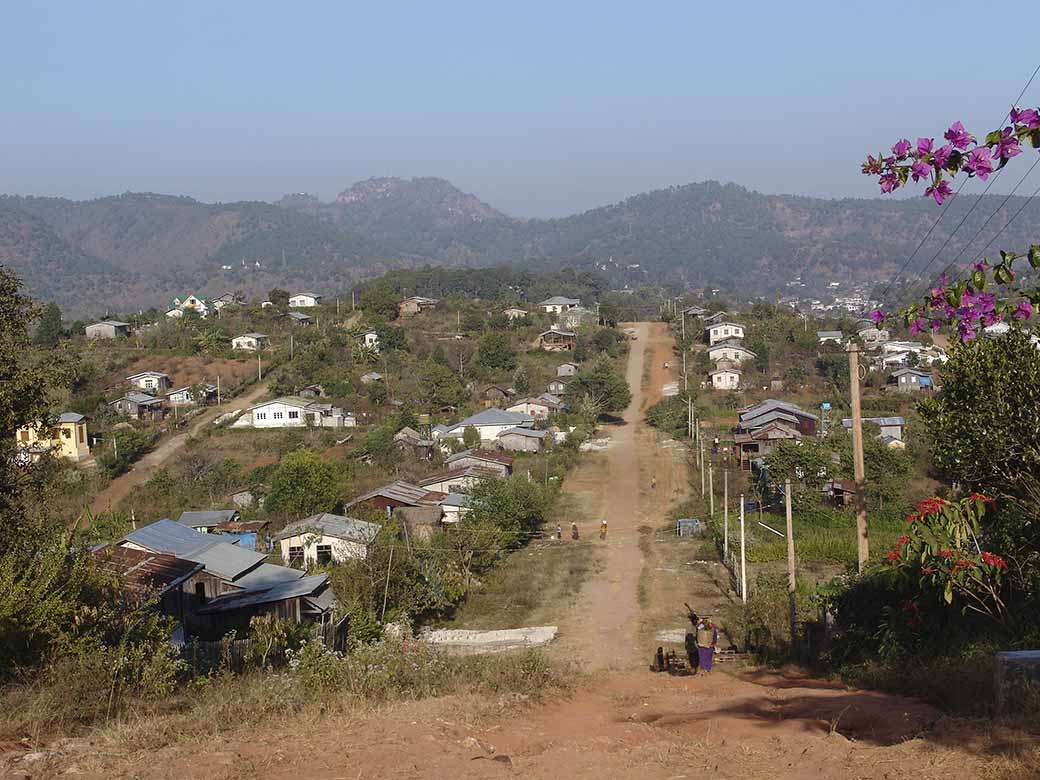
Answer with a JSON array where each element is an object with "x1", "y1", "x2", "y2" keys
[
  {"x1": 700, "y1": 439, "x2": 706, "y2": 495},
  {"x1": 785, "y1": 478, "x2": 797, "y2": 647},
  {"x1": 848, "y1": 343, "x2": 869, "y2": 572},
  {"x1": 351, "y1": 290, "x2": 356, "y2": 311},
  {"x1": 681, "y1": 311, "x2": 688, "y2": 392},
  {"x1": 216, "y1": 374, "x2": 221, "y2": 406},
  {"x1": 290, "y1": 333, "x2": 294, "y2": 361},
  {"x1": 258, "y1": 351, "x2": 263, "y2": 382},
  {"x1": 739, "y1": 494, "x2": 747, "y2": 604},
  {"x1": 708, "y1": 465, "x2": 714, "y2": 517},
  {"x1": 723, "y1": 469, "x2": 729, "y2": 558},
  {"x1": 687, "y1": 396, "x2": 693, "y2": 440}
]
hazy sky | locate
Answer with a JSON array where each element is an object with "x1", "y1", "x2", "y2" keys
[{"x1": 4, "y1": 1, "x2": 1040, "y2": 217}]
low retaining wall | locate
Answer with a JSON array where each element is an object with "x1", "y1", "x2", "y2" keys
[{"x1": 421, "y1": 626, "x2": 558, "y2": 654}]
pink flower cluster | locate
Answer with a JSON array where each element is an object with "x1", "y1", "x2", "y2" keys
[{"x1": 862, "y1": 109, "x2": 1040, "y2": 204}]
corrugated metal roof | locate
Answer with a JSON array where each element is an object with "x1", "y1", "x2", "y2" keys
[
  {"x1": 446, "y1": 448, "x2": 514, "y2": 467},
  {"x1": 440, "y1": 492, "x2": 472, "y2": 508},
  {"x1": 235, "y1": 562, "x2": 306, "y2": 590},
  {"x1": 539, "y1": 296, "x2": 581, "y2": 305},
  {"x1": 274, "y1": 513, "x2": 380, "y2": 543},
  {"x1": 345, "y1": 480, "x2": 434, "y2": 508},
  {"x1": 57, "y1": 412, "x2": 85, "y2": 423},
  {"x1": 499, "y1": 427, "x2": 547, "y2": 438},
  {"x1": 178, "y1": 509, "x2": 239, "y2": 527},
  {"x1": 182, "y1": 542, "x2": 267, "y2": 581},
  {"x1": 196, "y1": 574, "x2": 329, "y2": 614},
  {"x1": 123, "y1": 519, "x2": 266, "y2": 580},
  {"x1": 451, "y1": 408, "x2": 534, "y2": 430},
  {"x1": 93, "y1": 544, "x2": 203, "y2": 595},
  {"x1": 841, "y1": 416, "x2": 906, "y2": 428}
]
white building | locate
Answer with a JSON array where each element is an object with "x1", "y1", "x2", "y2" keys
[
  {"x1": 85, "y1": 320, "x2": 130, "y2": 339},
  {"x1": 166, "y1": 294, "x2": 212, "y2": 318},
  {"x1": 126, "y1": 371, "x2": 171, "y2": 392},
  {"x1": 289, "y1": 293, "x2": 322, "y2": 308},
  {"x1": 707, "y1": 340, "x2": 757, "y2": 366},
  {"x1": 707, "y1": 322, "x2": 745, "y2": 346},
  {"x1": 361, "y1": 330, "x2": 380, "y2": 350},
  {"x1": 710, "y1": 367, "x2": 742, "y2": 390},
  {"x1": 231, "y1": 332, "x2": 268, "y2": 351},
  {"x1": 503, "y1": 307, "x2": 528, "y2": 320},
  {"x1": 276, "y1": 514, "x2": 379, "y2": 567},
  {"x1": 166, "y1": 383, "x2": 217, "y2": 407},
  {"x1": 537, "y1": 296, "x2": 581, "y2": 314},
  {"x1": 506, "y1": 398, "x2": 560, "y2": 419},
  {"x1": 234, "y1": 397, "x2": 356, "y2": 429},
  {"x1": 434, "y1": 408, "x2": 535, "y2": 443}
]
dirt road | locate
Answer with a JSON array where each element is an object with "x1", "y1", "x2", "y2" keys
[
  {"x1": 53, "y1": 323, "x2": 1029, "y2": 779},
  {"x1": 89, "y1": 381, "x2": 269, "y2": 514}
]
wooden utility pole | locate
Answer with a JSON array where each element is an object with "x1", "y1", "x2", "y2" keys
[
  {"x1": 257, "y1": 351, "x2": 263, "y2": 382},
  {"x1": 216, "y1": 375, "x2": 221, "y2": 406},
  {"x1": 723, "y1": 469, "x2": 729, "y2": 558},
  {"x1": 848, "y1": 343, "x2": 869, "y2": 572},
  {"x1": 290, "y1": 333, "x2": 294, "y2": 360},
  {"x1": 700, "y1": 439, "x2": 706, "y2": 495},
  {"x1": 687, "y1": 397, "x2": 693, "y2": 440},
  {"x1": 739, "y1": 494, "x2": 747, "y2": 603},
  {"x1": 351, "y1": 290, "x2": 356, "y2": 311},
  {"x1": 681, "y1": 312, "x2": 688, "y2": 392},
  {"x1": 708, "y1": 465, "x2": 714, "y2": 517},
  {"x1": 785, "y1": 478, "x2": 797, "y2": 646}
]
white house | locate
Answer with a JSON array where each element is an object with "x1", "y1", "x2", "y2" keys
[
  {"x1": 711, "y1": 367, "x2": 742, "y2": 390},
  {"x1": 234, "y1": 397, "x2": 356, "y2": 429},
  {"x1": 231, "y1": 333, "x2": 268, "y2": 351},
  {"x1": 841, "y1": 416, "x2": 907, "y2": 441},
  {"x1": 497, "y1": 427, "x2": 547, "y2": 452},
  {"x1": 556, "y1": 362, "x2": 580, "y2": 378},
  {"x1": 126, "y1": 371, "x2": 171, "y2": 392},
  {"x1": 167, "y1": 294, "x2": 212, "y2": 318},
  {"x1": 707, "y1": 322, "x2": 745, "y2": 346},
  {"x1": 276, "y1": 513, "x2": 380, "y2": 566},
  {"x1": 858, "y1": 327, "x2": 891, "y2": 347},
  {"x1": 417, "y1": 465, "x2": 499, "y2": 494},
  {"x1": 537, "y1": 296, "x2": 581, "y2": 314},
  {"x1": 166, "y1": 383, "x2": 217, "y2": 407},
  {"x1": 435, "y1": 408, "x2": 535, "y2": 443},
  {"x1": 816, "y1": 330, "x2": 844, "y2": 345},
  {"x1": 289, "y1": 293, "x2": 322, "y2": 308},
  {"x1": 361, "y1": 330, "x2": 380, "y2": 350},
  {"x1": 506, "y1": 397, "x2": 560, "y2": 419},
  {"x1": 707, "y1": 340, "x2": 757, "y2": 366},
  {"x1": 503, "y1": 307, "x2": 528, "y2": 320},
  {"x1": 438, "y1": 493, "x2": 472, "y2": 524},
  {"x1": 85, "y1": 320, "x2": 130, "y2": 339}
]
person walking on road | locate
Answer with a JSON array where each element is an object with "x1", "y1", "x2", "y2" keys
[
  {"x1": 651, "y1": 474, "x2": 657, "y2": 490},
  {"x1": 696, "y1": 617, "x2": 719, "y2": 674},
  {"x1": 555, "y1": 524, "x2": 562, "y2": 540},
  {"x1": 571, "y1": 522, "x2": 579, "y2": 540},
  {"x1": 684, "y1": 611, "x2": 701, "y2": 674},
  {"x1": 599, "y1": 520, "x2": 608, "y2": 540}
]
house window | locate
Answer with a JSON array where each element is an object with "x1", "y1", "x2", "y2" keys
[
  {"x1": 19, "y1": 430, "x2": 28, "y2": 442},
  {"x1": 256, "y1": 412, "x2": 267, "y2": 420},
  {"x1": 195, "y1": 582, "x2": 207, "y2": 605},
  {"x1": 273, "y1": 411, "x2": 284, "y2": 420},
  {"x1": 288, "y1": 546, "x2": 304, "y2": 567},
  {"x1": 62, "y1": 428, "x2": 71, "y2": 439},
  {"x1": 78, "y1": 426, "x2": 85, "y2": 443},
  {"x1": 288, "y1": 410, "x2": 299, "y2": 419},
  {"x1": 316, "y1": 544, "x2": 333, "y2": 565}
]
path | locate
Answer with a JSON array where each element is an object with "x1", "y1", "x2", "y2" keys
[{"x1": 89, "y1": 381, "x2": 269, "y2": 514}]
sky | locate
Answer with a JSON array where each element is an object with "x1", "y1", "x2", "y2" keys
[{"x1": 4, "y1": 1, "x2": 1040, "y2": 218}]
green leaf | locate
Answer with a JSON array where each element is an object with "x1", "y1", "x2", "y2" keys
[
  {"x1": 944, "y1": 580, "x2": 954, "y2": 604},
  {"x1": 972, "y1": 270, "x2": 987, "y2": 290},
  {"x1": 985, "y1": 129, "x2": 1003, "y2": 145},
  {"x1": 1029, "y1": 245, "x2": 1040, "y2": 269}
]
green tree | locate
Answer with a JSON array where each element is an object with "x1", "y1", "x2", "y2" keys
[
  {"x1": 265, "y1": 450, "x2": 345, "y2": 516},
  {"x1": 569, "y1": 357, "x2": 632, "y2": 416},
  {"x1": 765, "y1": 438, "x2": 833, "y2": 491},
  {"x1": 513, "y1": 365, "x2": 531, "y2": 395},
  {"x1": 467, "y1": 475, "x2": 553, "y2": 541},
  {"x1": 268, "y1": 288, "x2": 290, "y2": 307},
  {"x1": 418, "y1": 360, "x2": 465, "y2": 408},
  {"x1": 360, "y1": 283, "x2": 400, "y2": 320},
  {"x1": 475, "y1": 332, "x2": 516, "y2": 372},
  {"x1": 462, "y1": 425, "x2": 481, "y2": 449},
  {"x1": 33, "y1": 302, "x2": 63, "y2": 346}
]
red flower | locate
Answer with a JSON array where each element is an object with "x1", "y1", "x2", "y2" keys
[
  {"x1": 922, "y1": 567, "x2": 935, "y2": 575},
  {"x1": 916, "y1": 497, "x2": 947, "y2": 517},
  {"x1": 952, "y1": 558, "x2": 976, "y2": 572},
  {"x1": 981, "y1": 551, "x2": 1008, "y2": 570},
  {"x1": 898, "y1": 535, "x2": 911, "y2": 547},
  {"x1": 904, "y1": 513, "x2": 919, "y2": 523},
  {"x1": 938, "y1": 549, "x2": 956, "y2": 559},
  {"x1": 887, "y1": 549, "x2": 901, "y2": 563},
  {"x1": 969, "y1": 492, "x2": 996, "y2": 505}
]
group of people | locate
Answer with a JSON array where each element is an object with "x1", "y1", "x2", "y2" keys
[{"x1": 552, "y1": 520, "x2": 610, "y2": 541}]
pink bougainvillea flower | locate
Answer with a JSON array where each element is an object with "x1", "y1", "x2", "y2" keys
[
  {"x1": 994, "y1": 127, "x2": 1021, "y2": 160},
  {"x1": 930, "y1": 319, "x2": 942, "y2": 332},
  {"x1": 973, "y1": 261, "x2": 987, "y2": 272},
  {"x1": 910, "y1": 160, "x2": 931, "y2": 182},
  {"x1": 916, "y1": 137, "x2": 934, "y2": 155},
  {"x1": 879, "y1": 173, "x2": 898, "y2": 193},
  {"x1": 933, "y1": 144, "x2": 954, "y2": 169},
  {"x1": 909, "y1": 318, "x2": 928, "y2": 335},
  {"x1": 925, "y1": 179, "x2": 953, "y2": 204},
  {"x1": 1013, "y1": 300, "x2": 1033, "y2": 320},
  {"x1": 944, "y1": 121, "x2": 973, "y2": 150},
  {"x1": 892, "y1": 138, "x2": 912, "y2": 158},
  {"x1": 869, "y1": 308, "x2": 885, "y2": 324},
  {"x1": 1011, "y1": 106, "x2": 1040, "y2": 128},
  {"x1": 963, "y1": 147, "x2": 993, "y2": 180}
]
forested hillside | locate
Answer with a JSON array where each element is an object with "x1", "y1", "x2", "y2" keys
[{"x1": 6, "y1": 178, "x2": 1040, "y2": 316}]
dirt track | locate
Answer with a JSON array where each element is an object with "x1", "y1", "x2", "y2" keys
[{"x1": 54, "y1": 323, "x2": 1030, "y2": 779}]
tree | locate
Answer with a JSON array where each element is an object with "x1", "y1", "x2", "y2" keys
[
  {"x1": 765, "y1": 439, "x2": 833, "y2": 491},
  {"x1": 569, "y1": 358, "x2": 632, "y2": 416},
  {"x1": 462, "y1": 425, "x2": 481, "y2": 449},
  {"x1": 265, "y1": 450, "x2": 345, "y2": 517},
  {"x1": 268, "y1": 288, "x2": 290, "y2": 307},
  {"x1": 375, "y1": 325, "x2": 406, "y2": 352},
  {"x1": 360, "y1": 283, "x2": 400, "y2": 320},
  {"x1": 475, "y1": 332, "x2": 516, "y2": 372},
  {"x1": 513, "y1": 365, "x2": 531, "y2": 395},
  {"x1": 33, "y1": 302, "x2": 63, "y2": 346},
  {"x1": 417, "y1": 360, "x2": 464, "y2": 408},
  {"x1": 467, "y1": 475, "x2": 553, "y2": 541}
]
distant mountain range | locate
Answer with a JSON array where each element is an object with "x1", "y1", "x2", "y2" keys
[{"x1": 3, "y1": 177, "x2": 1040, "y2": 317}]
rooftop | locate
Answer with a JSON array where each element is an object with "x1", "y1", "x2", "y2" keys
[
  {"x1": 499, "y1": 427, "x2": 547, "y2": 439},
  {"x1": 178, "y1": 509, "x2": 239, "y2": 528},
  {"x1": 274, "y1": 513, "x2": 381, "y2": 543},
  {"x1": 344, "y1": 480, "x2": 443, "y2": 509},
  {"x1": 539, "y1": 296, "x2": 581, "y2": 306},
  {"x1": 197, "y1": 574, "x2": 330, "y2": 615},
  {"x1": 92, "y1": 545, "x2": 203, "y2": 596},
  {"x1": 123, "y1": 519, "x2": 266, "y2": 581}
]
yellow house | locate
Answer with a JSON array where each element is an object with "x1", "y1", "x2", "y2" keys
[{"x1": 15, "y1": 413, "x2": 91, "y2": 463}]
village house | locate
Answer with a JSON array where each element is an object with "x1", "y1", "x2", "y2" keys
[
  {"x1": 703, "y1": 311, "x2": 728, "y2": 325},
  {"x1": 393, "y1": 426, "x2": 435, "y2": 460},
  {"x1": 547, "y1": 378, "x2": 568, "y2": 396},
  {"x1": 166, "y1": 383, "x2": 217, "y2": 407},
  {"x1": 360, "y1": 371, "x2": 383, "y2": 385},
  {"x1": 231, "y1": 332, "x2": 268, "y2": 351},
  {"x1": 738, "y1": 399, "x2": 818, "y2": 436},
  {"x1": 816, "y1": 330, "x2": 844, "y2": 345},
  {"x1": 681, "y1": 305, "x2": 710, "y2": 318},
  {"x1": 193, "y1": 574, "x2": 335, "y2": 641},
  {"x1": 710, "y1": 367, "x2": 742, "y2": 390},
  {"x1": 734, "y1": 421, "x2": 802, "y2": 469},
  {"x1": 344, "y1": 480, "x2": 446, "y2": 515},
  {"x1": 177, "y1": 509, "x2": 241, "y2": 534},
  {"x1": 85, "y1": 320, "x2": 130, "y2": 339},
  {"x1": 276, "y1": 513, "x2": 381, "y2": 567},
  {"x1": 417, "y1": 465, "x2": 499, "y2": 494},
  {"x1": 537, "y1": 296, "x2": 581, "y2": 314},
  {"x1": 127, "y1": 371, "x2": 172, "y2": 393},
  {"x1": 14, "y1": 412, "x2": 91, "y2": 463},
  {"x1": 92, "y1": 545, "x2": 205, "y2": 632},
  {"x1": 503, "y1": 307, "x2": 528, "y2": 320},
  {"x1": 212, "y1": 292, "x2": 244, "y2": 310},
  {"x1": 556, "y1": 362, "x2": 580, "y2": 378},
  {"x1": 841, "y1": 415, "x2": 907, "y2": 441},
  {"x1": 707, "y1": 340, "x2": 758, "y2": 366},
  {"x1": 110, "y1": 391, "x2": 164, "y2": 421},
  {"x1": 297, "y1": 384, "x2": 326, "y2": 399},
  {"x1": 289, "y1": 292, "x2": 322, "y2": 307},
  {"x1": 538, "y1": 326, "x2": 577, "y2": 351},
  {"x1": 358, "y1": 330, "x2": 380, "y2": 352},
  {"x1": 890, "y1": 367, "x2": 932, "y2": 393},
  {"x1": 439, "y1": 493, "x2": 473, "y2": 524},
  {"x1": 707, "y1": 321, "x2": 745, "y2": 346},
  {"x1": 507, "y1": 396, "x2": 560, "y2": 419},
  {"x1": 497, "y1": 426, "x2": 547, "y2": 452},
  {"x1": 398, "y1": 296, "x2": 439, "y2": 316},
  {"x1": 286, "y1": 311, "x2": 313, "y2": 326},
  {"x1": 482, "y1": 385, "x2": 514, "y2": 408},
  {"x1": 559, "y1": 306, "x2": 597, "y2": 329},
  {"x1": 434, "y1": 408, "x2": 535, "y2": 444},
  {"x1": 858, "y1": 326, "x2": 891, "y2": 347},
  {"x1": 166, "y1": 294, "x2": 212, "y2": 318},
  {"x1": 445, "y1": 448, "x2": 514, "y2": 477},
  {"x1": 234, "y1": 397, "x2": 356, "y2": 429}
]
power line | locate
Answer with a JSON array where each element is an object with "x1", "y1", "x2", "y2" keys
[{"x1": 877, "y1": 60, "x2": 1040, "y2": 305}]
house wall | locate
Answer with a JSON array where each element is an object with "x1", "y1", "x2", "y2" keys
[
  {"x1": 441, "y1": 504, "x2": 470, "y2": 523},
  {"x1": 507, "y1": 402, "x2": 552, "y2": 418},
  {"x1": 421, "y1": 474, "x2": 485, "y2": 493},
  {"x1": 708, "y1": 325, "x2": 744, "y2": 345},
  {"x1": 498, "y1": 433, "x2": 542, "y2": 452},
  {"x1": 232, "y1": 337, "x2": 261, "y2": 351},
  {"x1": 712, "y1": 372, "x2": 739, "y2": 389},
  {"x1": 290, "y1": 295, "x2": 319, "y2": 307},
  {"x1": 86, "y1": 323, "x2": 125, "y2": 339},
  {"x1": 279, "y1": 532, "x2": 367, "y2": 566},
  {"x1": 15, "y1": 421, "x2": 89, "y2": 461},
  {"x1": 446, "y1": 457, "x2": 509, "y2": 476},
  {"x1": 556, "y1": 365, "x2": 578, "y2": 377},
  {"x1": 709, "y1": 348, "x2": 751, "y2": 364},
  {"x1": 250, "y1": 401, "x2": 310, "y2": 428},
  {"x1": 130, "y1": 375, "x2": 169, "y2": 391}
]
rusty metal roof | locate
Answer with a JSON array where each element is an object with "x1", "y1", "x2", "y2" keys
[{"x1": 93, "y1": 545, "x2": 203, "y2": 596}]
